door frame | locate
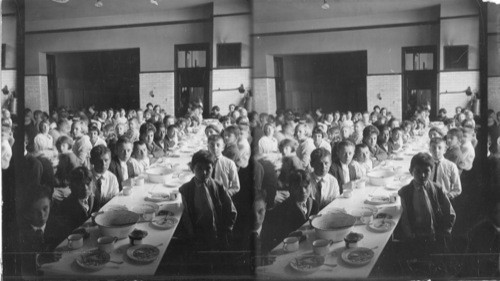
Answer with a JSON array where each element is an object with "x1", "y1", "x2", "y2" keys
[
  {"x1": 174, "y1": 43, "x2": 211, "y2": 118},
  {"x1": 401, "y1": 45, "x2": 438, "y2": 119}
]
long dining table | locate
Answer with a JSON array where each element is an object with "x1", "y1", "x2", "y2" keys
[
  {"x1": 256, "y1": 132, "x2": 431, "y2": 279},
  {"x1": 41, "y1": 125, "x2": 210, "y2": 277}
]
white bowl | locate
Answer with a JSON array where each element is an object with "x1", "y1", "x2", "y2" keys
[
  {"x1": 95, "y1": 210, "x2": 140, "y2": 239},
  {"x1": 310, "y1": 213, "x2": 356, "y2": 242},
  {"x1": 367, "y1": 170, "x2": 396, "y2": 186},
  {"x1": 146, "y1": 167, "x2": 174, "y2": 183}
]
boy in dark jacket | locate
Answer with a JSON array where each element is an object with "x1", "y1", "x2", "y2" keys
[{"x1": 178, "y1": 150, "x2": 237, "y2": 251}]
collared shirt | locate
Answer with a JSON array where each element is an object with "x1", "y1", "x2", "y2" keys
[
  {"x1": 31, "y1": 224, "x2": 47, "y2": 233},
  {"x1": 352, "y1": 160, "x2": 372, "y2": 177},
  {"x1": 431, "y1": 157, "x2": 462, "y2": 199},
  {"x1": 213, "y1": 155, "x2": 240, "y2": 197},
  {"x1": 258, "y1": 136, "x2": 279, "y2": 155},
  {"x1": 341, "y1": 162, "x2": 350, "y2": 183},
  {"x1": 120, "y1": 160, "x2": 129, "y2": 181},
  {"x1": 130, "y1": 157, "x2": 149, "y2": 174},
  {"x1": 412, "y1": 182, "x2": 435, "y2": 237},
  {"x1": 309, "y1": 173, "x2": 340, "y2": 209},
  {"x1": 92, "y1": 170, "x2": 119, "y2": 203}
]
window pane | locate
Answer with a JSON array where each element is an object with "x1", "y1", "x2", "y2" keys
[
  {"x1": 405, "y1": 53, "x2": 414, "y2": 71},
  {"x1": 178, "y1": 51, "x2": 185, "y2": 68}
]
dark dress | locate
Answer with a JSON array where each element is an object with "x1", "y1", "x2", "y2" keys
[{"x1": 57, "y1": 194, "x2": 94, "y2": 234}]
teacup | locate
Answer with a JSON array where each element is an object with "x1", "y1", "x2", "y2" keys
[
  {"x1": 343, "y1": 190, "x2": 352, "y2": 198},
  {"x1": 312, "y1": 239, "x2": 333, "y2": 256},
  {"x1": 67, "y1": 234, "x2": 83, "y2": 249},
  {"x1": 282, "y1": 237, "x2": 299, "y2": 252},
  {"x1": 97, "y1": 236, "x2": 118, "y2": 253},
  {"x1": 360, "y1": 211, "x2": 374, "y2": 224},
  {"x1": 133, "y1": 177, "x2": 145, "y2": 187},
  {"x1": 143, "y1": 209, "x2": 156, "y2": 221},
  {"x1": 355, "y1": 179, "x2": 366, "y2": 189}
]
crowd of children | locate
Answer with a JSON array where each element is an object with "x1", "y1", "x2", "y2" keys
[{"x1": 1, "y1": 100, "x2": 497, "y2": 278}]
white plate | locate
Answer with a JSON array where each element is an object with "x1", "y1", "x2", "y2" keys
[
  {"x1": 365, "y1": 195, "x2": 391, "y2": 205},
  {"x1": 341, "y1": 247, "x2": 374, "y2": 267},
  {"x1": 150, "y1": 216, "x2": 178, "y2": 230},
  {"x1": 289, "y1": 255, "x2": 325, "y2": 273},
  {"x1": 75, "y1": 249, "x2": 110, "y2": 271},
  {"x1": 131, "y1": 202, "x2": 159, "y2": 215},
  {"x1": 164, "y1": 181, "x2": 182, "y2": 188},
  {"x1": 145, "y1": 192, "x2": 178, "y2": 202},
  {"x1": 127, "y1": 244, "x2": 160, "y2": 263},
  {"x1": 385, "y1": 183, "x2": 400, "y2": 191},
  {"x1": 368, "y1": 219, "x2": 395, "y2": 233}
]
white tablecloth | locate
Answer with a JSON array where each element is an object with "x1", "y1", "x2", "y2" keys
[
  {"x1": 257, "y1": 138, "x2": 428, "y2": 279},
  {"x1": 42, "y1": 128, "x2": 207, "y2": 277}
]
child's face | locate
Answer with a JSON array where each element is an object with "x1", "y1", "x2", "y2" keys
[
  {"x1": 134, "y1": 144, "x2": 148, "y2": 160},
  {"x1": 223, "y1": 132, "x2": 237, "y2": 145},
  {"x1": 29, "y1": 197, "x2": 51, "y2": 227},
  {"x1": 446, "y1": 135, "x2": 458, "y2": 148},
  {"x1": 295, "y1": 126, "x2": 308, "y2": 141},
  {"x1": 208, "y1": 139, "x2": 224, "y2": 157},
  {"x1": 341, "y1": 127, "x2": 350, "y2": 138},
  {"x1": 312, "y1": 155, "x2": 331, "y2": 177},
  {"x1": 290, "y1": 180, "x2": 310, "y2": 203},
  {"x1": 338, "y1": 145, "x2": 354, "y2": 165},
  {"x1": 116, "y1": 143, "x2": 133, "y2": 162},
  {"x1": 145, "y1": 131, "x2": 154, "y2": 145},
  {"x1": 430, "y1": 142, "x2": 446, "y2": 160},
  {"x1": 391, "y1": 130, "x2": 401, "y2": 142},
  {"x1": 411, "y1": 165, "x2": 432, "y2": 186},
  {"x1": 380, "y1": 129, "x2": 390, "y2": 144},
  {"x1": 40, "y1": 123, "x2": 50, "y2": 134},
  {"x1": 253, "y1": 200, "x2": 267, "y2": 230},
  {"x1": 354, "y1": 122, "x2": 363, "y2": 133},
  {"x1": 90, "y1": 130, "x2": 99, "y2": 142},
  {"x1": 312, "y1": 133, "x2": 323, "y2": 146},
  {"x1": 357, "y1": 147, "x2": 370, "y2": 162},
  {"x1": 429, "y1": 131, "x2": 441, "y2": 139},
  {"x1": 144, "y1": 112, "x2": 152, "y2": 120},
  {"x1": 167, "y1": 128, "x2": 176, "y2": 138},
  {"x1": 60, "y1": 143, "x2": 70, "y2": 153},
  {"x1": 72, "y1": 123, "x2": 84, "y2": 138},
  {"x1": 116, "y1": 124, "x2": 125, "y2": 136},
  {"x1": 223, "y1": 120, "x2": 231, "y2": 129},
  {"x1": 264, "y1": 126, "x2": 274, "y2": 137},
  {"x1": 282, "y1": 146, "x2": 293, "y2": 156},
  {"x1": 365, "y1": 133, "x2": 378, "y2": 148},
  {"x1": 157, "y1": 127, "x2": 166, "y2": 140},
  {"x1": 92, "y1": 152, "x2": 111, "y2": 174},
  {"x1": 193, "y1": 162, "x2": 213, "y2": 183}
]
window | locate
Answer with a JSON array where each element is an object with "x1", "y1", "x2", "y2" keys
[
  {"x1": 444, "y1": 45, "x2": 468, "y2": 70},
  {"x1": 217, "y1": 43, "x2": 241, "y2": 68},
  {"x1": 404, "y1": 52, "x2": 434, "y2": 71}
]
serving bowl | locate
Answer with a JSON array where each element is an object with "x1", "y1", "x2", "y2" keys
[
  {"x1": 310, "y1": 213, "x2": 356, "y2": 242},
  {"x1": 94, "y1": 210, "x2": 140, "y2": 239},
  {"x1": 146, "y1": 167, "x2": 174, "y2": 183},
  {"x1": 367, "y1": 170, "x2": 396, "y2": 186}
]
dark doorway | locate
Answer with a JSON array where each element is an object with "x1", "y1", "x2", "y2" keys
[
  {"x1": 274, "y1": 56, "x2": 284, "y2": 110},
  {"x1": 175, "y1": 43, "x2": 210, "y2": 118},
  {"x1": 275, "y1": 51, "x2": 367, "y2": 114},
  {"x1": 402, "y1": 46, "x2": 438, "y2": 119},
  {"x1": 46, "y1": 54, "x2": 56, "y2": 112},
  {"x1": 47, "y1": 49, "x2": 140, "y2": 111}
]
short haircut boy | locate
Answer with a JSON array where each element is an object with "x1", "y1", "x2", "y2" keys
[
  {"x1": 90, "y1": 144, "x2": 111, "y2": 163},
  {"x1": 447, "y1": 128, "x2": 463, "y2": 142},
  {"x1": 362, "y1": 125, "x2": 379, "y2": 139},
  {"x1": 208, "y1": 134, "x2": 224, "y2": 144},
  {"x1": 409, "y1": 152, "x2": 434, "y2": 172},
  {"x1": 224, "y1": 125, "x2": 240, "y2": 137},
  {"x1": 190, "y1": 150, "x2": 216, "y2": 170},
  {"x1": 310, "y1": 147, "x2": 331, "y2": 165},
  {"x1": 337, "y1": 140, "x2": 355, "y2": 153}
]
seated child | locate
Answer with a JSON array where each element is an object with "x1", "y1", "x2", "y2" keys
[
  {"x1": 363, "y1": 125, "x2": 388, "y2": 164},
  {"x1": 258, "y1": 123, "x2": 279, "y2": 155},
  {"x1": 222, "y1": 125, "x2": 241, "y2": 163},
  {"x1": 398, "y1": 152, "x2": 455, "y2": 257},
  {"x1": 308, "y1": 148, "x2": 340, "y2": 209},
  {"x1": 178, "y1": 150, "x2": 237, "y2": 251},
  {"x1": 352, "y1": 143, "x2": 373, "y2": 177},
  {"x1": 295, "y1": 123, "x2": 316, "y2": 171},
  {"x1": 208, "y1": 134, "x2": 240, "y2": 197},
  {"x1": 429, "y1": 137, "x2": 462, "y2": 200},
  {"x1": 444, "y1": 128, "x2": 464, "y2": 172},
  {"x1": 428, "y1": 127, "x2": 444, "y2": 140},
  {"x1": 58, "y1": 166, "x2": 93, "y2": 232},
  {"x1": 204, "y1": 124, "x2": 220, "y2": 138},
  {"x1": 402, "y1": 120, "x2": 414, "y2": 143},
  {"x1": 89, "y1": 125, "x2": 107, "y2": 148},
  {"x1": 89, "y1": 145, "x2": 119, "y2": 212},
  {"x1": 164, "y1": 125, "x2": 179, "y2": 149},
  {"x1": 19, "y1": 185, "x2": 64, "y2": 276},
  {"x1": 139, "y1": 122, "x2": 165, "y2": 160},
  {"x1": 108, "y1": 137, "x2": 137, "y2": 190},
  {"x1": 278, "y1": 138, "x2": 302, "y2": 190},
  {"x1": 54, "y1": 135, "x2": 80, "y2": 190},
  {"x1": 312, "y1": 126, "x2": 331, "y2": 152},
  {"x1": 125, "y1": 118, "x2": 140, "y2": 142},
  {"x1": 210, "y1": 105, "x2": 221, "y2": 120},
  {"x1": 265, "y1": 170, "x2": 319, "y2": 250},
  {"x1": 131, "y1": 140, "x2": 150, "y2": 173},
  {"x1": 349, "y1": 120, "x2": 364, "y2": 144},
  {"x1": 377, "y1": 125, "x2": 391, "y2": 154},
  {"x1": 329, "y1": 140, "x2": 359, "y2": 194},
  {"x1": 388, "y1": 127, "x2": 404, "y2": 153}
]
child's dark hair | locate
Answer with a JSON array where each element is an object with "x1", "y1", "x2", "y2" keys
[
  {"x1": 223, "y1": 125, "x2": 240, "y2": 138},
  {"x1": 69, "y1": 167, "x2": 92, "y2": 199},
  {"x1": 191, "y1": 150, "x2": 216, "y2": 169},
  {"x1": 139, "y1": 122, "x2": 156, "y2": 136},
  {"x1": 219, "y1": 115, "x2": 231, "y2": 124},
  {"x1": 362, "y1": 125, "x2": 379, "y2": 139},
  {"x1": 89, "y1": 124, "x2": 100, "y2": 134},
  {"x1": 430, "y1": 137, "x2": 446, "y2": 147},
  {"x1": 337, "y1": 140, "x2": 355, "y2": 153},
  {"x1": 354, "y1": 143, "x2": 368, "y2": 159},
  {"x1": 312, "y1": 126, "x2": 325, "y2": 138},
  {"x1": 428, "y1": 127, "x2": 444, "y2": 138},
  {"x1": 90, "y1": 145, "x2": 111, "y2": 162},
  {"x1": 211, "y1": 105, "x2": 220, "y2": 112},
  {"x1": 208, "y1": 134, "x2": 224, "y2": 143},
  {"x1": 410, "y1": 152, "x2": 434, "y2": 172},
  {"x1": 310, "y1": 148, "x2": 331, "y2": 166},
  {"x1": 288, "y1": 169, "x2": 311, "y2": 192},
  {"x1": 24, "y1": 184, "x2": 53, "y2": 214},
  {"x1": 447, "y1": 128, "x2": 463, "y2": 142},
  {"x1": 55, "y1": 135, "x2": 74, "y2": 152},
  {"x1": 279, "y1": 138, "x2": 297, "y2": 153}
]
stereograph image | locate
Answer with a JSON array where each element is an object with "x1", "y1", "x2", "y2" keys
[{"x1": 1, "y1": 0, "x2": 499, "y2": 280}]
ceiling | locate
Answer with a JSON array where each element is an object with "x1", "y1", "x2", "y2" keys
[
  {"x1": 25, "y1": 0, "x2": 216, "y2": 21},
  {"x1": 253, "y1": 0, "x2": 479, "y2": 23}
]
